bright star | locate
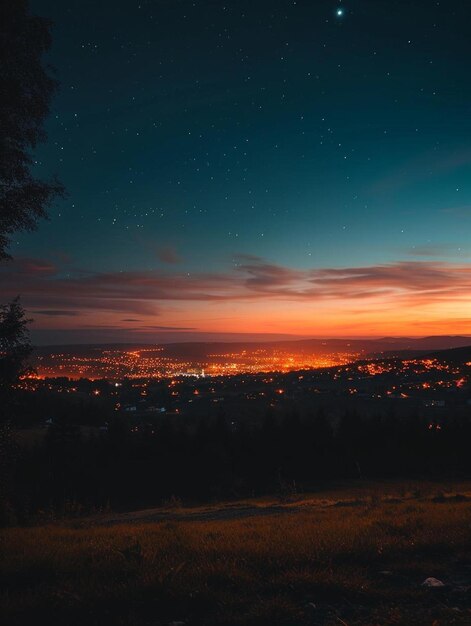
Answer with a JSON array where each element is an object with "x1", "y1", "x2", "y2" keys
[{"x1": 336, "y1": 8, "x2": 344, "y2": 17}]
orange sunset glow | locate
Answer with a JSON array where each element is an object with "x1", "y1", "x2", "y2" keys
[{"x1": 3, "y1": 258, "x2": 471, "y2": 342}]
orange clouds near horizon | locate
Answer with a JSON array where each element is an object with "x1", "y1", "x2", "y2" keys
[{"x1": 2, "y1": 255, "x2": 471, "y2": 340}]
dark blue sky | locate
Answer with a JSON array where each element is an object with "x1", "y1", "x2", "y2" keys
[{"x1": 5, "y1": 0, "x2": 471, "y2": 342}]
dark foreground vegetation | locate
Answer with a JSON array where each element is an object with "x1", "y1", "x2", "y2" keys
[
  {"x1": 5, "y1": 405, "x2": 471, "y2": 524},
  {"x1": 2, "y1": 482, "x2": 471, "y2": 626}
]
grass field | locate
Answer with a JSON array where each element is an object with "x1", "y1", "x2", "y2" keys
[{"x1": 2, "y1": 481, "x2": 471, "y2": 625}]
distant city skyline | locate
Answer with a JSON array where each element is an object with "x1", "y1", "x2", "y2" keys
[{"x1": 4, "y1": 0, "x2": 471, "y2": 342}]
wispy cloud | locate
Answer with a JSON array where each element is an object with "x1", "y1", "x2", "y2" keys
[
  {"x1": 2, "y1": 255, "x2": 471, "y2": 328},
  {"x1": 33, "y1": 310, "x2": 79, "y2": 317}
]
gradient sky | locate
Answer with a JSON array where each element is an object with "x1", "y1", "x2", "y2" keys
[{"x1": 3, "y1": 0, "x2": 471, "y2": 343}]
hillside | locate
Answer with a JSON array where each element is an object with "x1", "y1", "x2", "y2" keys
[
  {"x1": 2, "y1": 481, "x2": 471, "y2": 626},
  {"x1": 425, "y1": 345, "x2": 471, "y2": 364}
]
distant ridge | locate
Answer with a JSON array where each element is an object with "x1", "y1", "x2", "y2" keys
[{"x1": 32, "y1": 336, "x2": 471, "y2": 359}]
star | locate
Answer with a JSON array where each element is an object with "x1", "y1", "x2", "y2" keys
[{"x1": 336, "y1": 8, "x2": 345, "y2": 18}]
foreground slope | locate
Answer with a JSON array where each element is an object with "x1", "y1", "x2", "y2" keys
[{"x1": 2, "y1": 482, "x2": 471, "y2": 625}]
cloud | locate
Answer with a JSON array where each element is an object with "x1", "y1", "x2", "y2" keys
[
  {"x1": 33, "y1": 310, "x2": 79, "y2": 317},
  {"x1": 235, "y1": 254, "x2": 305, "y2": 292},
  {"x1": 79, "y1": 323, "x2": 196, "y2": 331},
  {"x1": 8, "y1": 257, "x2": 57, "y2": 276},
  {"x1": 122, "y1": 320, "x2": 198, "y2": 330},
  {"x1": 137, "y1": 325, "x2": 196, "y2": 331},
  {"x1": 3, "y1": 256, "x2": 471, "y2": 324},
  {"x1": 307, "y1": 262, "x2": 471, "y2": 303},
  {"x1": 156, "y1": 245, "x2": 181, "y2": 264}
]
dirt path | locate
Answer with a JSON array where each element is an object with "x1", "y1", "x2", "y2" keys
[{"x1": 78, "y1": 489, "x2": 470, "y2": 527}]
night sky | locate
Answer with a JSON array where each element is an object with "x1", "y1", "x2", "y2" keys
[{"x1": 4, "y1": 0, "x2": 471, "y2": 343}]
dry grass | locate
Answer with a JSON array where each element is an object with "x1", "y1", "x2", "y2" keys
[{"x1": 2, "y1": 482, "x2": 471, "y2": 625}]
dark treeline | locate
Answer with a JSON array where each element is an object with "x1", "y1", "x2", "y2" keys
[{"x1": 7, "y1": 409, "x2": 471, "y2": 523}]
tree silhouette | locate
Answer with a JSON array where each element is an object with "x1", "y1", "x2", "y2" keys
[
  {"x1": 0, "y1": 297, "x2": 32, "y2": 394},
  {"x1": 0, "y1": 1, "x2": 63, "y2": 523},
  {"x1": 0, "y1": 0, "x2": 64, "y2": 260}
]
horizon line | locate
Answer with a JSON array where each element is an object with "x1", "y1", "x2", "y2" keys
[{"x1": 30, "y1": 332, "x2": 471, "y2": 348}]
